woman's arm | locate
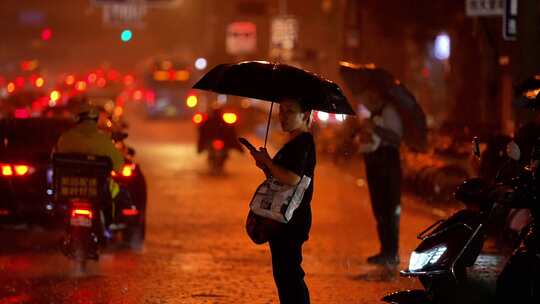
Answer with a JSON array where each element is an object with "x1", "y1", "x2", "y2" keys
[
  {"x1": 264, "y1": 162, "x2": 301, "y2": 185},
  {"x1": 251, "y1": 148, "x2": 301, "y2": 185}
]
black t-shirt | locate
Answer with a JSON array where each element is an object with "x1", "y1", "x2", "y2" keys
[{"x1": 272, "y1": 132, "x2": 316, "y2": 240}]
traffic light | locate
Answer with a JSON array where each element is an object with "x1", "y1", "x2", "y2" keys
[
  {"x1": 121, "y1": 30, "x2": 132, "y2": 42},
  {"x1": 41, "y1": 28, "x2": 53, "y2": 41}
]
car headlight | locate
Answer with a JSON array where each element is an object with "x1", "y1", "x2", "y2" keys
[{"x1": 408, "y1": 245, "x2": 447, "y2": 271}]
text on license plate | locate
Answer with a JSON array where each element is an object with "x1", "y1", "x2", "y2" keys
[{"x1": 70, "y1": 217, "x2": 92, "y2": 227}]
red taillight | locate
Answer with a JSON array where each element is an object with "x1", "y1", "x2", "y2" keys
[
  {"x1": 122, "y1": 208, "x2": 139, "y2": 216},
  {"x1": 186, "y1": 95, "x2": 198, "y2": 108},
  {"x1": 1, "y1": 164, "x2": 13, "y2": 176},
  {"x1": 71, "y1": 202, "x2": 93, "y2": 219},
  {"x1": 222, "y1": 112, "x2": 237, "y2": 124},
  {"x1": 0, "y1": 209, "x2": 10, "y2": 216},
  {"x1": 14, "y1": 165, "x2": 29, "y2": 176},
  {"x1": 1, "y1": 164, "x2": 34, "y2": 177},
  {"x1": 72, "y1": 209, "x2": 92, "y2": 218},
  {"x1": 14, "y1": 108, "x2": 30, "y2": 119},
  {"x1": 145, "y1": 90, "x2": 155, "y2": 105},
  {"x1": 212, "y1": 140, "x2": 225, "y2": 151},
  {"x1": 192, "y1": 113, "x2": 204, "y2": 124},
  {"x1": 133, "y1": 90, "x2": 143, "y2": 101},
  {"x1": 112, "y1": 164, "x2": 135, "y2": 178},
  {"x1": 121, "y1": 165, "x2": 133, "y2": 177}
]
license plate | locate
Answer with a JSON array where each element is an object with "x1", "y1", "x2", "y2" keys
[{"x1": 70, "y1": 217, "x2": 92, "y2": 227}]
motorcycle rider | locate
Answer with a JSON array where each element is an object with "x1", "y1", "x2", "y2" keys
[
  {"x1": 54, "y1": 98, "x2": 125, "y2": 231},
  {"x1": 197, "y1": 107, "x2": 243, "y2": 154},
  {"x1": 55, "y1": 99, "x2": 124, "y2": 172}
]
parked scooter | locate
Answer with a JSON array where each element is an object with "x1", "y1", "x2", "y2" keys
[
  {"x1": 381, "y1": 137, "x2": 521, "y2": 304},
  {"x1": 495, "y1": 139, "x2": 540, "y2": 303},
  {"x1": 478, "y1": 132, "x2": 533, "y2": 252}
]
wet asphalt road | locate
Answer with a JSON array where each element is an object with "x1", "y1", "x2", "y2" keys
[{"x1": 0, "y1": 104, "x2": 501, "y2": 303}]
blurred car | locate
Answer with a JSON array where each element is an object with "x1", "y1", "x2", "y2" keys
[
  {"x1": 143, "y1": 59, "x2": 198, "y2": 119},
  {"x1": 0, "y1": 117, "x2": 146, "y2": 230},
  {"x1": 0, "y1": 118, "x2": 74, "y2": 227},
  {"x1": 0, "y1": 89, "x2": 49, "y2": 119}
]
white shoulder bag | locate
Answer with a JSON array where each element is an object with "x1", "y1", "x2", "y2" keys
[{"x1": 249, "y1": 175, "x2": 312, "y2": 223}]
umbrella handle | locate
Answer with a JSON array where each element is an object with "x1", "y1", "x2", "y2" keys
[{"x1": 264, "y1": 102, "x2": 274, "y2": 148}]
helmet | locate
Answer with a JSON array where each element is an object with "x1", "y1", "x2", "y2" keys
[{"x1": 77, "y1": 101, "x2": 100, "y2": 120}]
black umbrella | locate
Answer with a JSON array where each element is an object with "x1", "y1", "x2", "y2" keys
[
  {"x1": 339, "y1": 61, "x2": 396, "y2": 95},
  {"x1": 513, "y1": 75, "x2": 540, "y2": 109},
  {"x1": 193, "y1": 61, "x2": 355, "y2": 146},
  {"x1": 339, "y1": 61, "x2": 428, "y2": 152}
]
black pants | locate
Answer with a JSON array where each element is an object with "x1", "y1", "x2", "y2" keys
[
  {"x1": 364, "y1": 146, "x2": 401, "y2": 257},
  {"x1": 269, "y1": 236, "x2": 310, "y2": 304}
]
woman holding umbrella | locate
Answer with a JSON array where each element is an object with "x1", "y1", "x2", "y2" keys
[
  {"x1": 250, "y1": 97, "x2": 315, "y2": 304},
  {"x1": 193, "y1": 61, "x2": 355, "y2": 303}
]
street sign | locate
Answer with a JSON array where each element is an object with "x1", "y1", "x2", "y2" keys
[
  {"x1": 270, "y1": 15, "x2": 299, "y2": 61},
  {"x1": 102, "y1": 3, "x2": 147, "y2": 27},
  {"x1": 141, "y1": 0, "x2": 183, "y2": 8},
  {"x1": 226, "y1": 22, "x2": 257, "y2": 56},
  {"x1": 465, "y1": 0, "x2": 504, "y2": 16},
  {"x1": 93, "y1": 0, "x2": 183, "y2": 8},
  {"x1": 18, "y1": 11, "x2": 45, "y2": 26},
  {"x1": 503, "y1": 0, "x2": 517, "y2": 41}
]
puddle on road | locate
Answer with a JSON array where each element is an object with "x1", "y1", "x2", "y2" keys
[{"x1": 171, "y1": 252, "x2": 215, "y2": 272}]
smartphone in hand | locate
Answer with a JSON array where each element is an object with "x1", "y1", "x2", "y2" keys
[{"x1": 239, "y1": 137, "x2": 271, "y2": 177}]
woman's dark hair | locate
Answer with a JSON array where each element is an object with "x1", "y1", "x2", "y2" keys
[
  {"x1": 298, "y1": 101, "x2": 310, "y2": 113},
  {"x1": 295, "y1": 98, "x2": 312, "y2": 126},
  {"x1": 283, "y1": 97, "x2": 312, "y2": 126}
]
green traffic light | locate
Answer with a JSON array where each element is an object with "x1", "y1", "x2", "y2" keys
[{"x1": 121, "y1": 30, "x2": 133, "y2": 42}]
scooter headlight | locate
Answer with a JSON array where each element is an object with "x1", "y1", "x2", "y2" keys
[{"x1": 408, "y1": 245, "x2": 447, "y2": 271}]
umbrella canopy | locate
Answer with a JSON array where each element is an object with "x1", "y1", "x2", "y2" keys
[
  {"x1": 339, "y1": 61, "x2": 428, "y2": 152},
  {"x1": 193, "y1": 61, "x2": 355, "y2": 115},
  {"x1": 339, "y1": 61, "x2": 396, "y2": 95},
  {"x1": 513, "y1": 75, "x2": 540, "y2": 109}
]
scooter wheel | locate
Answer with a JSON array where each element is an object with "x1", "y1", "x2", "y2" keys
[{"x1": 420, "y1": 276, "x2": 457, "y2": 304}]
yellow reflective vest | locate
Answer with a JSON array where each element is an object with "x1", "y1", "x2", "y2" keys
[{"x1": 55, "y1": 120, "x2": 124, "y2": 172}]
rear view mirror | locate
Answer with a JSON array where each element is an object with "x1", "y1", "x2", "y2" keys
[
  {"x1": 472, "y1": 137, "x2": 481, "y2": 158},
  {"x1": 506, "y1": 141, "x2": 521, "y2": 161}
]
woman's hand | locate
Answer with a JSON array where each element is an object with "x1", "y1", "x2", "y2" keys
[
  {"x1": 250, "y1": 148, "x2": 272, "y2": 168},
  {"x1": 250, "y1": 148, "x2": 299, "y2": 184},
  {"x1": 250, "y1": 148, "x2": 272, "y2": 178},
  {"x1": 251, "y1": 148, "x2": 271, "y2": 165}
]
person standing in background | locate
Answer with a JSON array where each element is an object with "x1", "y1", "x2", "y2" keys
[{"x1": 356, "y1": 88, "x2": 403, "y2": 267}]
